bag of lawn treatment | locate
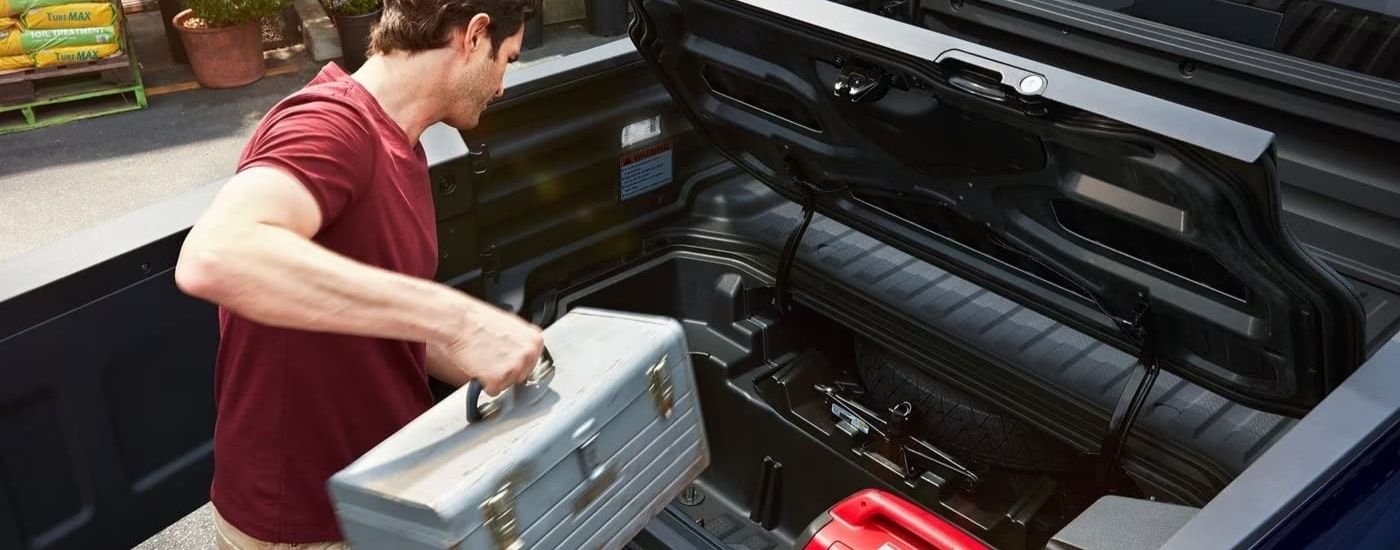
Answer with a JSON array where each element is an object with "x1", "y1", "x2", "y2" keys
[
  {"x1": 20, "y1": 2, "x2": 117, "y2": 29},
  {"x1": 0, "y1": 24, "x2": 118, "y2": 56},
  {"x1": 31, "y1": 41, "x2": 118, "y2": 67}
]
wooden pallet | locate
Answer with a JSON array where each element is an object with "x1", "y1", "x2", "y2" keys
[
  {"x1": 0, "y1": 31, "x2": 146, "y2": 134},
  {"x1": 0, "y1": 76, "x2": 145, "y2": 134},
  {"x1": 0, "y1": 53, "x2": 134, "y2": 96}
]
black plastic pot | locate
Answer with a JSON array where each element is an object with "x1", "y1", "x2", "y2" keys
[
  {"x1": 523, "y1": 12, "x2": 544, "y2": 50},
  {"x1": 157, "y1": 0, "x2": 189, "y2": 63},
  {"x1": 586, "y1": 0, "x2": 628, "y2": 36},
  {"x1": 334, "y1": 7, "x2": 382, "y2": 72}
]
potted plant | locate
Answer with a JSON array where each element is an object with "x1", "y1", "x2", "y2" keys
[
  {"x1": 323, "y1": 0, "x2": 381, "y2": 72},
  {"x1": 173, "y1": 0, "x2": 290, "y2": 89}
]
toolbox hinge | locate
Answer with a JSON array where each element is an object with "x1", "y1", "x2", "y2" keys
[
  {"x1": 480, "y1": 482, "x2": 523, "y2": 550},
  {"x1": 647, "y1": 354, "x2": 676, "y2": 419}
]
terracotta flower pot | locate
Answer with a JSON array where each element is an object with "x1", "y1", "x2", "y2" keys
[{"x1": 172, "y1": 9, "x2": 266, "y2": 89}]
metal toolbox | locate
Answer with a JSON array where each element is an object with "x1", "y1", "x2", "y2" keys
[{"x1": 327, "y1": 307, "x2": 710, "y2": 549}]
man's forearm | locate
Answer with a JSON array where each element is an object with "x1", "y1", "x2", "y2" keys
[
  {"x1": 176, "y1": 220, "x2": 478, "y2": 347},
  {"x1": 426, "y1": 340, "x2": 472, "y2": 387}
]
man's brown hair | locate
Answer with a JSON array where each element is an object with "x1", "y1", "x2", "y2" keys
[{"x1": 368, "y1": 0, "x2": 542, "y2": 56}]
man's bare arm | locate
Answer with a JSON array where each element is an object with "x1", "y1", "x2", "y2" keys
[
  {"x1": 426, "y1": 340, "x2": 472, "y2": 387},
  {"x1": 175, "y1": 166, "x2": 483, "y2": 348}
]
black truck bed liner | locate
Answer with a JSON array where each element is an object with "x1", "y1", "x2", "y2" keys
[{"x1": 677, "y1": 176, "x2": 1400, "y2": 490}]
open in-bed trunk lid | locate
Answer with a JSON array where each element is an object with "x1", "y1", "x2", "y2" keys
[{"x1": 625, "y1": 0, "x2": 1365, "y2": 415}]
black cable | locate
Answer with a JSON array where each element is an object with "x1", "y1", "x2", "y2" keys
[
  {"x1": 775, "y1": 183, "x2": 818, "y2": 316},
  {"x1": 995, "y1": 236, "x2": 1161, "y2": 491}
]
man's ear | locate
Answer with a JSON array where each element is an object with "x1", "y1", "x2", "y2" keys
[{"x1": 465, "y1": 13, "x2": 493, "y2": 54}]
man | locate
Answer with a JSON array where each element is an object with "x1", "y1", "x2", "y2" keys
[{"x1": 173, "y1": 0, "x2": 544, "y2": 547}]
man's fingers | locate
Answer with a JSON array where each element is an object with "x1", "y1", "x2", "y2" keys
[
  {"x1": 524, "y1": 352, "x2": 542, "y2": 380},
  {"x1": 480, "y1": 351, "x2": 540, "y2": 397}
]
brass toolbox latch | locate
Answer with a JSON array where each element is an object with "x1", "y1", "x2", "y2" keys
[
  {"x1": 480, "y1": 482, "x2": 523, "y2": 550},
  {"x1": 647, "y1": 354, "x2": 675, "y2": 419}
]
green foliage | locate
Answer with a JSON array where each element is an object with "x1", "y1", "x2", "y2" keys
[
  {"x1": 183, "y1": 0, "x2": 291, "y2": 28},
  {"x1": 321, "y1": 0, "x2": 380, "y2": 17}
]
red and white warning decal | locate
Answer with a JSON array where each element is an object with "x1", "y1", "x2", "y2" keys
[{"x1": 620, "y1": 140, "x2": 674, "y2": 200}]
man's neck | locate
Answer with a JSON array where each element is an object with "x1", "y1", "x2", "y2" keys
[{"x1": 350, "y1": 53, "x2": 445, "y2": 145}]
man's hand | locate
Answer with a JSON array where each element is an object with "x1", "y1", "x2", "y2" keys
[{"x1": 431, "y1": 305, "x2": 544, "y2": 396}]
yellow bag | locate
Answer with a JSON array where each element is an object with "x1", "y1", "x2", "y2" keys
[
  {"x1": 22, "y1": 3, "x2": 117, "y2": 30},
  {"x1": 0, "y1": 16, "x2": 18, "y2": 29},
  {"x1": 0, "y1": 53, "x2": 30, "y2": 70},
  {"x1": 4, "y1": 25, "x2": 120, "y2": 56},
  {"x1": 0, "y1": 29, "x2": 18, "y2": 56},
  {"x1": 31, "y1": 42, "x2": 117, "y2": 67},
  {"x1": 3, "y1": 0, "x2": 98, "y2": 19}
]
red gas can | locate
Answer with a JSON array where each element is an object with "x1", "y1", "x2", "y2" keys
[{"x1": 797, "y1": 489, "x2": 991, "y2": 550}]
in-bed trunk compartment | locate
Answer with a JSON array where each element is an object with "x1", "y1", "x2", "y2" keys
[{"x1": 508, "y1": 172, "x2": 1322, "y2": 548}]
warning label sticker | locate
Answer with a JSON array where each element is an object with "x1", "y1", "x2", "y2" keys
[{"x1": 619, "y1": 141, "x2": 673, "y2": 201}]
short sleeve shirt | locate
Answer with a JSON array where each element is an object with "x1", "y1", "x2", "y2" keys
[{"x1": 209, "y1": 62, "x2": 439, "y2": 543}]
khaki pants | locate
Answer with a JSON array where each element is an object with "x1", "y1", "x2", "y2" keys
[{"x1": 213, "y1": 506, "x2": 349, "y2": 550}]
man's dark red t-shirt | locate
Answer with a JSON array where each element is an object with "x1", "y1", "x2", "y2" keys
[{"x1": 211, "y1": 62, "x2": 439, "y2": 543}]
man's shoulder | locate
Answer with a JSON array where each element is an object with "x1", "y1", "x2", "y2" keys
[
  {"x1": 252, "y1": 92, "x2": 373, "y2": 151},
  {"x1": 270, "y1": 84, "x2": 364, "y2": 121},
  {"x1": 238, "y1": 66, "x2": 379, "y2": 169},
  {"x1": 294, "y1": 61, "x2": 358, "y2": 101},
  {"x1": 261, "y1": 64, "x2": 372, "y2": 128}
]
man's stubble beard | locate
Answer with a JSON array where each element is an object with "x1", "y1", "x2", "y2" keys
[{"x1": 441, "y1": 67, "x2": 492, "y2": 131}]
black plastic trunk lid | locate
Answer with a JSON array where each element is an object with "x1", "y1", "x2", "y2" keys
[{"x1": 625, "y1": 0, "x2": 1366, "y2": 415}]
